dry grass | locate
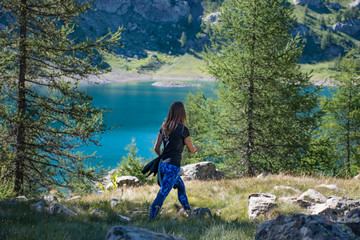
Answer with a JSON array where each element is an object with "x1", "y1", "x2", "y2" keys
[{"x1": 1, "y1": 174, "x2": 359, "y2": 240}]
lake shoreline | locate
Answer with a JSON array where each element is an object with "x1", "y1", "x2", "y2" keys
[
  {"x1": 86, "y1": 68, "x2": 332, "y2": 86},
  {"x1": 86, "y1": 68, "x2": 215, "y2": 85}
]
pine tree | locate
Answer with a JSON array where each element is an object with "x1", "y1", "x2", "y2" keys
[
  {"x1": 315, "y1": 52, "x2": 360, "y2": 176},
  {"x1": 0, "y1": 0, "x2": 122, "y2": 194},
  {"x1": 187, "y1": 0, "x2": 321, "y2": 176}
]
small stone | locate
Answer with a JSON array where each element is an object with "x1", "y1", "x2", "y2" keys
[
  {"x1": 118, "y1": 214, "x2": 134, "y2": 223},
  {"x1": 110, "y1": 199, "x2": 120, "y2": 208},
  {"x1": 248, "y1": 193, "x2": 277, "y2": 220},
  {"x1": 298, "y1": 189, "x2": 327, "y2": 204},
  {"x1": 90, "y1": 208, "x2": 107, "y2": 217}
]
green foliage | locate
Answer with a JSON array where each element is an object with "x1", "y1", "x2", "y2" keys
[
  {"x1": 308, "y1": 52, "x2": 360, "y2": 177},
  {"x1": 321, "y1": 31, "x2": 334, "y2": 50},
  {"x1": 0, "y1": 0, "x2": 121, "y2": 195},
  {"x1": 116, "y1": 139, "x2": 147, "y2": 183},
  {"x1": 179, "y1": 32, "x2": 187, "y2": 48},
  {"x1": 186, "y1": 0, "x2": 321, "y2": 176}
]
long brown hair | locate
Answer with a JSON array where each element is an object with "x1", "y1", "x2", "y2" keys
[{"x1": 162, "y1": 101, "x2": 186, "y2": 137}]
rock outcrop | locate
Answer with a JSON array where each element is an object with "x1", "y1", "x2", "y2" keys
[
  {"x1": 95, "y1": 0, "x2": 190, "y2": 22},
  {"x1": 248, "y1": 193, "x2": 277, "y2": 220},
  {"x1": 332, "y1": 19, "x2": 360, "y2": 35},
  {"x1": 338, "y1": 208, "x2": 360, "y2": 236},
  {"x1": 182, "y1": 162, "x2": 224, "y2": 181},
  {"x1": 255, "y1": 214, "x2": 358, "y2": 240},
  {"x1": 105, "y1": 225, "x2": 186, "y2": 240}
]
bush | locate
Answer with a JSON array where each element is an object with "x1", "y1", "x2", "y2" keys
[{"x1": 116, "y1": 139, "x2": 148, "y2": 183}]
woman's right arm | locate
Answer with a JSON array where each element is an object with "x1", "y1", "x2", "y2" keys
[
  {"x1": 184, "y1": 136, "x2": 198, "y2": 153},
  {"x1": 154, "y1": 132, "x2": 162, "y2": 156}
]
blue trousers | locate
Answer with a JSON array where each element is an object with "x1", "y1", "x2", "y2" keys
[{"x1": 149, "y1": 162, "x2": 190, "y2": 219}]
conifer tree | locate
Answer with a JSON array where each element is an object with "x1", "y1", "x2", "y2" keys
[
  {"x1": 0, "y1": 0, "x2": 122, "y2": 194},
  {"x1": 186, "y1": 0, "x2": 320, "y2": 176},
  {"x1": 314, "y1": 53, "x2": 360, "y2": 176}
]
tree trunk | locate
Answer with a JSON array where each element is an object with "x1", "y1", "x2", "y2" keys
[{"x1": 14, "y1": 0, "x2": 27, "y2": 194}]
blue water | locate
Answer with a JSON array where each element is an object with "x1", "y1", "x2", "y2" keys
[{"x1": 81, "y1": 81, "x2": 215, "y2": 169}]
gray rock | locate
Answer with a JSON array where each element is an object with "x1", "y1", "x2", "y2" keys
[
  {"x1": 90, "y1": 208, "x2": 108, "y2": 217},
  {"x1": 105, "y1": 225, "x2": 186, "y2": 240},
  {"x1": 43, "y1": 195, "x2": 59, "y2": 204},
  {"x1": 189, "y1": 208, "x2": 213, "y2": 220},
  {"x1": 293, "y1": 0, "x2": 323, "y2": 8},
  {"x1": 318, "y1": 184, "x2": 345, "y2": 192},
  {"x1": 255, "y1": 214, "x2": 359, "y2": 240},
  {"x1": 105, "y1": 182, "x2": 114, "y2": 190},
  {"x1": 182, "y1": 162, "x2": 224, "y2": 181},
  {"x1": 332, "y1": 19, "x2": 360, "y2": 35},
  {"x1": 46, "y1": 203, "x2": 77, "y2": 216},
  {"x1": 311, "y1": 196, "x2": 360, "y2": 220},
  {"x1": 248, "y1": 193, "x2": 277, "y2": 220},
  {"x1": 30, "y1": 198, "x2": 46, "y2": 212},
  {"x1": 15, "y1": 196, "x2": 28, "y2": 202},
  {"x1": 273, "y1": 185, "x2": 301, "y2": 193},
  {"x1": 118, "y1": 214, "x2": 134, "y2": 222},
  {"x1": 66, "y1": 196, "x2": 81, "y2": 201},
  {"x1": 350, "y1": 0, "x2": 360, "y2": 9},
  {"x1": 298, "y1": 189, "x2": 327, "y2": 203},
  {"x1": 115, "y1": 176, "x2": 141, "y2": 187},
  {"x1": 338, "y1": 208, "x2": 360, "y2": 236},
  {"x1": 110, "y1": 199, "x2": 120, "y2": 208},
  {"x1": 256, "y1": 172, "x2": 272, "y2": 178}
]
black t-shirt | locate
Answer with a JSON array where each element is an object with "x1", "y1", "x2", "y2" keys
[{"x1": 159, "y1": 124, "x2": 190, "y2": 167}]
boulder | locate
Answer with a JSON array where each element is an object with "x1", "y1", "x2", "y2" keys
[
  {"x1": 273, "y1": 185, "x2": 301, "y2": 193},
  {"x1": 189, "y1": 208, "x2": 213, "y2": 220},
  {"x1": 350, "y1": 0, "x2": 360, "y2": 9},
  {"x1": 182, "y1": 162, "x2": 224, "y2": 181},
  {"x1": 105, "y1": 225, "x2": 186, "y2": 240},
  {"x1": 293, "y1": 0, "x2": 323, "y2": 8},
  {"x1": 47, "y1": 203, "x2": 77, "y2": 216},
  {"x1": 43, "y1": 195, "x2": 59, "y2": 204},
  {"x1": 318, "y1": 184, "x2": 344, "y2": 192},
  {"x1": 248, "y1": 193, "x2": 277, "y2": 220},
  {"x1": 30, "y1": 197, "x2": 77, "y2": 216},
  {"x1": 337, "y1": 208, "x2": 360, "y2": 236},
  {"x1": 354, "y1": 174, "x2": 360, "y2": 180},
  {"x1": 115, "y1": 176, "x2": 141, "y2": 187},
  {"x1": 311, "y1": 196, "x2": 360, "y2": 219},
  {"x1": 255, "y1": 214, "x2": 358, "y2": 240},
  {"x1": 298, "y1": 189, "x2": 327, "y2": 204},
  {"x1": 332, "y1": 19, "x2": 360, "y2": 35}
]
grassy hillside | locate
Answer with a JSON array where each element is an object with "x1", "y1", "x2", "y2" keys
[{"x1": 1, "y1": 174, "x2": 359, "y2": 240}]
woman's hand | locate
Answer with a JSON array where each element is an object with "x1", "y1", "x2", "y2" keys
[{"x1": 185, "y1": 137, "x2": 198, "y2": 153}]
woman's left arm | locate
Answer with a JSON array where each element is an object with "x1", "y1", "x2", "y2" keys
[{"x1": 154, "y1": 132, "x2": 162, "y2": 156}]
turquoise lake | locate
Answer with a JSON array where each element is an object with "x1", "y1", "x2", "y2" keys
[{"x1": 81, "y1": 81, "x2": 215, "y2": 170}]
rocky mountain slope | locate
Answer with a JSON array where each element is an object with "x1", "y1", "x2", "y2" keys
[{"x1": 73, "y1": 0, "x2": 360, "y2": 65}]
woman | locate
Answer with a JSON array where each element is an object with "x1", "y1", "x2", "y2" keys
[{"x1": 149, "y1": 101, "x2": 198, "y2": 220}]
